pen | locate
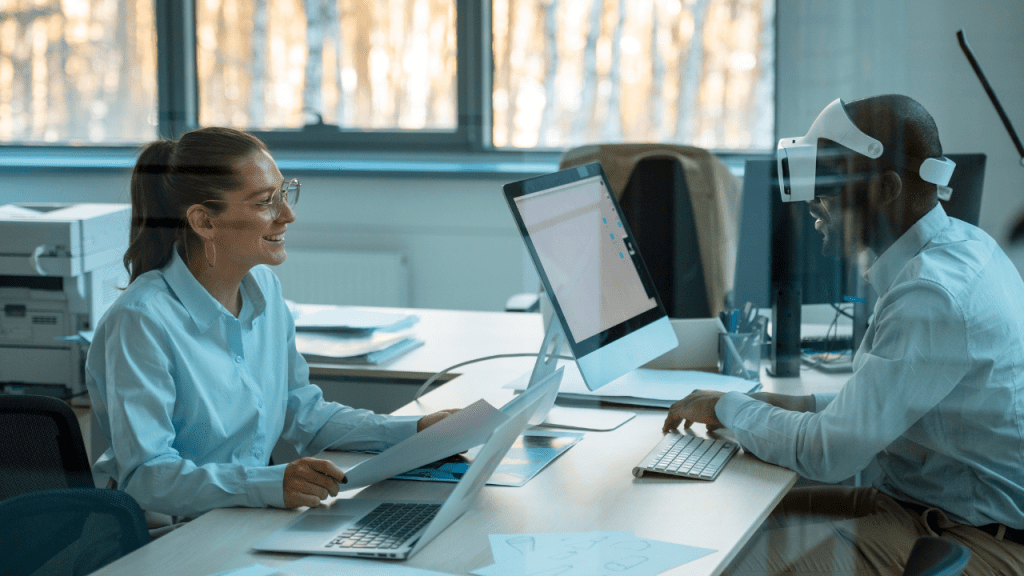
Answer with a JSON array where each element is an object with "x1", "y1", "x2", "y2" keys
[{"x1": 730, "y1": 309, "x2": 739, "y2": 333}]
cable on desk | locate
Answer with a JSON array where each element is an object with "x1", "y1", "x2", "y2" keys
[{"x1": 411, "y1": 353, "x2": 574, "y2": 402}]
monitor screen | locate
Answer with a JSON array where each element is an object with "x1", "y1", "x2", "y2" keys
[
  {"x1": 504, "y1": 163, "x2": 677, "y2": 391},
  {"x1": 512, "y1": 174, "x2": 657, "y2": 341}
]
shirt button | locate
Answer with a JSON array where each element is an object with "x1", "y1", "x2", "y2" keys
[
  {"x1": 234, "y1": 356, "x2": 242, "y2": 364},
  {"x1": 253, "y1": 450, "x2": 263, "y2": 459},
  {"x1": 257, "y1": 399, "x2": 264, "y2": 408}
]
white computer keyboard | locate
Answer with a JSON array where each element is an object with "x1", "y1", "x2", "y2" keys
[{"x1": 632, "y1": 432, "x2": 738, "y2": 481}]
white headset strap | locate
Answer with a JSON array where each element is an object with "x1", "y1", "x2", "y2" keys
[{"x1": 919, "y1": 156, "x2": 955, "y2": 186}]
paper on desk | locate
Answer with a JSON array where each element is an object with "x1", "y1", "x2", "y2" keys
[
  {"x1": 278, "y1": 555, "x2": 457, "y2": 575},
  {"x1": 56, "y1": 330, "x2": 94, "y2": 345},
  {"x1": 472, "y1": 531, "x2": 715, "y2": 576},
  {"x1": 287, "y1": 301, "x2": 419, "y2": 333},
  {"x1": 505, "y1": 362, "x2": 758, "y2": 408},
  {"x1": 0, "y1": 204, "x2": 47, "y2": 218},
  {"x1": 295, "y1": 331, "x2": 422, "y2": 363},
  {"x1": 391, "y1": 429, "x2": 583, "y2": 487},
  {"x1": 342, "y1": 399, "x2": 506, "y2": 489}
]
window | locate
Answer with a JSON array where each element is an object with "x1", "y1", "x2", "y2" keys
[
  {"x1": 0, "y1": 0, "x2": 157, "y2": 144},
  {"x1": 196, "y1": 0, "x2": 457, "y2": 132},
  {"x1": 492, "y1": 0, "x2": 774, "y2": 149},
  {"x1": 1, "y1": 0, "x2": 773, "y2": 151}
]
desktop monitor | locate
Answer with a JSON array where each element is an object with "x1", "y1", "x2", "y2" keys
[{"x1": 503, "y1": 163, "x2": 678, "y2": 391}]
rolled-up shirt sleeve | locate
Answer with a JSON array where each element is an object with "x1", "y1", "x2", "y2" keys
[
  {"x1": 96, "y1": 307, "x2": 288, "y2": 518},
  {"x1": 716, "y1": 280, "x2": 969, "y2": 483}
]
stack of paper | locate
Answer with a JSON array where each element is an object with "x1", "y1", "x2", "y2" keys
[
  {"x1": 473, "y1": 531, "x2": 715, "y2": 576},
  {"x1": 294, "y1": 331, "x2": 423, "y2": 364},
  {"x1": 286, "y1": 301, "x2": 422, "y2": 365},
  {"x1": 288, "y1": 301, "x2": 419, "y2": 333}
]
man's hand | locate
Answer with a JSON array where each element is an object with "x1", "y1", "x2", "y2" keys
[
  {"x1": 663, "y1": 390, "x2": 726, "y2": 434},
  {"x1": 417, "y1": 409, "x2": 460, "y2": 432},
  {"x1": 283, "y1": 457, "x2": 346, "y2": 509}
]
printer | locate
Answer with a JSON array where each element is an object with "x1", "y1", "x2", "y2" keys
[{"x1": 0, "y1": 203, "x2": 130, "y2": 397}]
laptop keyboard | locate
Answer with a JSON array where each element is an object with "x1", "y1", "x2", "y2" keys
[
  {"x1": 325, "y1": 503, "x2": 441, "y2": 550},
  {"x1": 632, "y1": 433, "x2": 738, "y2": 481}
]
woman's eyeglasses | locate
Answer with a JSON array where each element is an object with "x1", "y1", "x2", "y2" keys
[
  {"x1": 206, "y1": 178, "x2": 300, "y2": 220},
  {"x1": 260, "y1": 179, "x2": 300, "y2": 220}
]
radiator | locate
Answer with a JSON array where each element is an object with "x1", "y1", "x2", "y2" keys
[{"x1": 272, "y1": 249, "x2": 410, "y2": 307}]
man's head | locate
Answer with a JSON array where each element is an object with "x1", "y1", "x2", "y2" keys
[{"x1": 795, "y1": 95, "x2": 945, "y2": 256}]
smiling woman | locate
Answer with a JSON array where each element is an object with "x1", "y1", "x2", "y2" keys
[{"x1": 85, "y1": 126, "x2": 460, "y2": 528}]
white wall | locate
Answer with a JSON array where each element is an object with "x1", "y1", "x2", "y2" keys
[
  {"x1": 778, "y1": 0, "x2": 1024, "y2": 271},
  {"x1": 0, "y1": 169, "x2": 532, "y2": 311}
]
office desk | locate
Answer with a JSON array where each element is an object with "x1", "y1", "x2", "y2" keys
[
  {"x1": 92, "y1": 310, "x2": 849, "y2": 576},
  {"x1": 305, "y1": 307, "x2": 546, "y2": 382}
]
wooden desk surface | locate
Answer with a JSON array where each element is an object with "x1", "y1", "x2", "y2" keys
[{"x1": 92, "y1": 309, "x2": 849, "y2": 576}]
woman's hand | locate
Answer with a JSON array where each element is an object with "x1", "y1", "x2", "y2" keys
[
  {"x1": 283, "y1": 457, "x2": 347, "y2": 509},
  {"x1": 417, "y1": 409, "x2": 460, "y2": 432}
]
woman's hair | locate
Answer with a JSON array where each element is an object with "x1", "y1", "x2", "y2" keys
[{"x1": 124, "y1": 127, "x2": 268, "y2": 284}]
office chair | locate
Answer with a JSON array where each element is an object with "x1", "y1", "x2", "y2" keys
[
  {"x1": 0, "y1": 488, "x2": 150, "y2": 576},
  {"x1": 903, "y1": 536, "x2": 971, "y2": 576},
  {"x1": 558, "y1": 144, "x2": 741, "y2": 318},
  {"x1": 0, "y1": 394, "x2": 94, "y2": 501}
]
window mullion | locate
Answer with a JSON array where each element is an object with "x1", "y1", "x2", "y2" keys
[
  {"x1": 156, "y1": 0, "x2": 199, "y2": 139},
  {"x1": 457, "y1": 0, "x2": 492, "y2": 152}
]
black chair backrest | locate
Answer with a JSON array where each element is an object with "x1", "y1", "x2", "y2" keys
[
  {"x1": 618, "y1": 157, "x2": 711, "y2": 319},
  {"x1": 0, "y1": 488, "x2": 150, "y2": 576},
  {"x1": 0, "y1": 394, "x2": 93, "y2": 501}
]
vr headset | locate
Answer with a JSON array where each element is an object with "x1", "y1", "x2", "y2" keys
[{"x1": 776, "y1": 98, "x2": 956, "y2": 203}]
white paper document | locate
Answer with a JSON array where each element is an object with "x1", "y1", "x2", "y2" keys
[
  {"x1": 472, "y1": 531, "x2": 715, "y2": 576},
  {"x1": 287, "y1": 302, "x2": 419, "y2": 333},
  {"x1": 342, "y1": 399, "x2": 506, "y2": 489},
  {"x1": 295, "y1": 331, "x2": 423, "y2": 364}
]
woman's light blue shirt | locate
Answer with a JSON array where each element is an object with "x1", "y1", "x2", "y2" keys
[{"x1": 86, "y1": 249, "x2": 418, "y2": 518}]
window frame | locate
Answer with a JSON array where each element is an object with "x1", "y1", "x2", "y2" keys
[
  {"x1": 160, "y1": 0, "x2": 492, "y2": 152},
  {"x1": 0, "y1": 0, "x2": 775, "y2": 165}
]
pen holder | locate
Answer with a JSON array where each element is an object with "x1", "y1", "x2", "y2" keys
[{"x1": 719, "y1": 332, "x2": 762, "y2": 381}]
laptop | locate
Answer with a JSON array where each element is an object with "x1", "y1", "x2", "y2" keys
[{"x1": 253, "y1": 366, "x2": 563, "y2": 560}]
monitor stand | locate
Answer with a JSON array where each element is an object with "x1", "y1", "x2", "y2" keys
[{"x1": 526, "y1": 317, "x2": 636, "y2": 432}]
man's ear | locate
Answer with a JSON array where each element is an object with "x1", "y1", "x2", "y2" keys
[
  {"x1": 185, "y1": 204, "x2": 216, "y2": 241},
  {"x1": 869, "y1": 170, "x2": 902, "y2": 208}
]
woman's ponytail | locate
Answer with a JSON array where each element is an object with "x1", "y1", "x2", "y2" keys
[{"x1": 124, "y1": 139, "x2": 180, "y2": 284}]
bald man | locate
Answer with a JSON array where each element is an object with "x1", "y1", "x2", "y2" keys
[{"x1": 665, "y1": 95, "x2": 1024, "y2": 575}]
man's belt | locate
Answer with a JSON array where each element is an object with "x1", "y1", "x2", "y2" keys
[{"x1": 898, "y1": 500, "x2": 1024, "y2": 547}]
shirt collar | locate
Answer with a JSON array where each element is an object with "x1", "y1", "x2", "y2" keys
[
  {"x1": 162, "y1": 247, "x2": 267, "y2": 332},
  {"x1": 866, "y1": 203, "x2": 950, "y2": 296}
]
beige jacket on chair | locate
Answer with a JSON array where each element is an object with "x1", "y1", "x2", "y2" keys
[{"x1": 559, "y1": 144, "x2": 742, "y2": 317}]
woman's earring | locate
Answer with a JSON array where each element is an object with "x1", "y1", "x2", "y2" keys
[{"x1": 205, "y1": 241, "x2": 217, "y2": 268}]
